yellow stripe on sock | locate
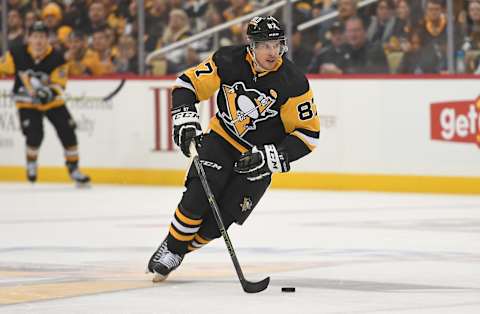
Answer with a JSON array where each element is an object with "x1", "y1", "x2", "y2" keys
[
  {"x1": 187, "y1": 245, "x2": 197, "y2": 252},
  {"x1": 169, "y1": 225, "x2": 195, "y2": 242},
  {"x1": 194, "y1": 234, "x2": 210, "y2": 244},
  {"x1": 175, "y1": 207, "x2": 202, "y2": 226}
]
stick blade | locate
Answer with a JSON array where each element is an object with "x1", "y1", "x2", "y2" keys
[{"x1": 241, "y1": 277, "x2": 270, "y2": 293}]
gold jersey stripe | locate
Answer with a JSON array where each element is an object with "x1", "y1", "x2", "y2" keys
[
  {"x1": 169, "y1": 225, "x2": 195, "y2": 242},
  {"x1": 16, "y1": 99, "x2": 65, "y2": 111},
  {"x1": 208, "y1": 117, "x2": 248, "y2": 153},
  {"x1": 175, "y1": 207, "x2": 202, "y2": 226}
]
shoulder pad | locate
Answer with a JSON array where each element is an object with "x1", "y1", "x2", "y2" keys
[
  {"x1": 282, "y1": 59, "x2": 310, "y2": 97},
  {"x1": 213, "y1": 45, "x2": 246, "y2": 68}
]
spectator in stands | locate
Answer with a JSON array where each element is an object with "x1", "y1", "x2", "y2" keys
[
  {"x1": 463, "y1": 1, "x2": 480, "y2": 73},
  {"x1": 42, "y1": 2, "x2": 72, "y2": 53},
  {"x1": 24, "y1": 10, "x2": 38, "y2": 36},
  {"x1": 168, "y1": 0, "x2": 184, "y2": 10},
  {"x1": 115, "y1": 34, "x2": 138, "y2": 74},
  {"x1": 418, "y1": 0, "x2": 464, "y2": 49},
  {"x1": 366, "y1": 0, "x2": 396, "y2": 45},
  {"x1": 184, "y1": 0, "x2": 210, "y2": 33},
  {"x1": 7, "y1": 0, "x2": 30, "y2": 16},
  {"x1": 65, "y1": 31, "x2": 98, "y2": 76},
  {"x1": 338, "y1": 0, "x2": 359, "y2": 24},
  {"x1": 159, "y1": 9, "x2": 192, "y2": 67},
  {"x1": 223, "y1": 0, "x2": 254, "y2": 41},
  {"x1": 342, "y1": 16, "x2": 389, "y2": 73},
  {"x1": 175, "y1": 46, "x2": 201, "y2": 73},
  {"x1": 308, "y1": 21, "x2": 348, "y2": 74},
  {"x1": 7, "y1": 9, "x2": 24, "y2": 49},
  {"x1": 82, "y1": 1, "x2": 109, "y2": 36},
  {"x1": 397, "y1": 30, "x2": 442, "y2": 73},
  {"x1": 467, "y1": 0, "x2": 480, "y2": 38},
  {"x1": 146, "y1": 0, "x2": 169, "y2": 52},
  {"x1": 291, "y1": 30, "x2": 315, "y2": 73},
  {"x1": 417, "y1": 0, "x2": 464, "y2": 72},
  {"x1": 62, "y1": 0, "x2": 89, "y2": 30},
  {"x1": 90, "y1": 27, "x2": 116, "y2": 75},
  {"x1": 389, "y1": 0, "x2": 413, "y2": 46}
]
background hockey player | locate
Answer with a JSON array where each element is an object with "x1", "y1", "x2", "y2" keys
[
  {"x1": 147, "y1": 16, "x2": 320, "y2": 281},
  {"x1": 0, "y1": 21, "x2": 90, "y2": 185}
]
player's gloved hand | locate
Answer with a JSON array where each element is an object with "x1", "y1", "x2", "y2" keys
[
  {"x1": 36, "y1": 86, "x2": 54, "y2": 104},
  {"x1": 172, "y1": 104, "x2": 202, "y2": 158},
  {"x1": 234, "y1": 144, "x2": 290, "y2": 181}
]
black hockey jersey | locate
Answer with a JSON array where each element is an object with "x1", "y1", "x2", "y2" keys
[
  {"x1": 0, "y1": 44, "x2": 68, "y2": 111},
  {"x1": 175, "y1": 45, "x2": 320, "y2": 161}
]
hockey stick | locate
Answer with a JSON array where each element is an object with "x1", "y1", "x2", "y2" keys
[
  {"x1": 1, "y1": 78, "x2": 127, "y2": 103},
  {"x1": 190, "y1": 141, "x2": 270, "y2": 293},
  {"x1": 102, "y1": 78, "x2": 126, "y2": 101},
  {"x1": 64, "y1": 79, "x2": 126, "y2": 102}
]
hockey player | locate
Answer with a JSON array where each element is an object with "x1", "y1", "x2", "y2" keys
[
  {"x1": 0, "y1": 21, "x2": 90, "y2": 185},
  {"x1": 147, "y1": 16, "x2": 320, "y2": 281}
]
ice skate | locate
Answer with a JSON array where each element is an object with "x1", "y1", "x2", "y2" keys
[
  {"x1": 67, "y1": 163, "x2": 91, "y2": 187},
  {"x1": 148, "y1": 242, "x2": 184, "y2": 282},
  {"x1": 26, "y1": 161, "x2": 37, "y2": 183},
  {"x1": 146, "y1": 239, "x2": 168, "y2": 274}
]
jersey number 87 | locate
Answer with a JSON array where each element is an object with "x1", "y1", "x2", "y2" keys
[{"x1": 297, "y1": 100, "x2": 315, "y2": 120}]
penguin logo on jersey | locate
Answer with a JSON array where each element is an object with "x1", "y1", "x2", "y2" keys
[{"x1": 221, "y1": 82, "x2": 277, "y2": 137}]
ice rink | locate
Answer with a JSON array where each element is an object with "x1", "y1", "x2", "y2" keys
[{"x1": 0, "y1": 182, "x2": 479, "y2": 314}]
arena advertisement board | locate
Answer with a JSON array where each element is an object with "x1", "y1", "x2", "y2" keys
[{"x1": 1, "y1": 77, "x2": 480, "y2": 192}]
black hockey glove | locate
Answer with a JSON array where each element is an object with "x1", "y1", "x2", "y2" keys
[
  {"x1": 172, "y1": 104, "x2": 202, "y2": 158},
  {"x1": 36, "y1": 86, "x2": 54, "y2": 104},
  {"x1": 234, "y1": 144, "x2": 290, "y2": 181}
]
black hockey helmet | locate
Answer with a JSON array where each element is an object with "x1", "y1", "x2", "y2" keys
[
  {"x1": 29, "y1": 21, "x2": 48, "y2": 34},
  {"x1": 246, "y1": 16, "x2": 285, "y2": 42}
]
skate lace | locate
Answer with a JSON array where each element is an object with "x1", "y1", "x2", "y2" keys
[
  {"x1": 152, "y1": 241, "x2": 168, "y2": 262},
  {"x1": 160, "y1": 252, "x2": 182, "y2": 269}
]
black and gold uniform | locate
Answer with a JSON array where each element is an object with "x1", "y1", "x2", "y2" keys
[
  {"x1": 147, "y1": 16, "x2": 320, "y2": 280},
  {"x1": 0, "y1": 21, "x2": 90, "y2": 185}
]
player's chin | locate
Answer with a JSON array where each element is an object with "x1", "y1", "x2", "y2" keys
[{"x1": 262, "y1": 60, "x2": 277, "y2": 70}]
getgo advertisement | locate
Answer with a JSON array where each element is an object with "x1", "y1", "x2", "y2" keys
[{"x1": 431, "y1": 96, "x2": 480, "y2": 148}]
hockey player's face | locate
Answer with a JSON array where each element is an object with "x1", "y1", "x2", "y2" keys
[
  {"x1": 28, "y1": 32, "x2": 49, "y2": 56},
  {"x1": 254, "y1": 40, "x2": 282, "y2": 71}
]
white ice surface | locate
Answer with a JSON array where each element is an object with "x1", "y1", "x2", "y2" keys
[{"x1": 0, "y1": 183, "x2": 479, "y2": 314}]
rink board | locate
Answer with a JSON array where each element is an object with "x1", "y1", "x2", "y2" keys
[{"x1": 1, "y1": 76, "x2": 479, "y2": 193}]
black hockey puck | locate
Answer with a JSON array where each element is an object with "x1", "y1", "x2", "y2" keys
[{"x1": 281, "y1": 287, "x2": 295, "y2": 292}]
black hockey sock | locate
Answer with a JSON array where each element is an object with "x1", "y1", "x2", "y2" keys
[{"x1": 167, "y1": 206, "x2": 203, "y2": 255}]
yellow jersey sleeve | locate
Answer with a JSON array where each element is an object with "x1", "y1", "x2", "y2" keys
[
  {"x1": 180, "y1": 54, "x2": 221, "y2": 101},
  {"x1": 49, "y1": 63, "x2": 69, "y2": 95},
  {"x1": 0, "y1": 52, "x2": 15, "y2": 76},
  {"x1": 280, "y1": 87, "x2": 320, "y2": 151}
]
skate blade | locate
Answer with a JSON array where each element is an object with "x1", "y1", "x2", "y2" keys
[{"x1": 152, "y1": 273, "x2": 168, "y2": 283}]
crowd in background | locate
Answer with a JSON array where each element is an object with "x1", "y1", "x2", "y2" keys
[{"x1": 1, "y1": 0, "x2": 479, "y2": 76}]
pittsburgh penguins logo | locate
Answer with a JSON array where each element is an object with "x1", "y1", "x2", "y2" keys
[
  {"x1": 24, "y1": 70, "x2": 49, "y2": 89},
  {"x1": 220, "y1": 82, "x2": 277, "y2": 137}
]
